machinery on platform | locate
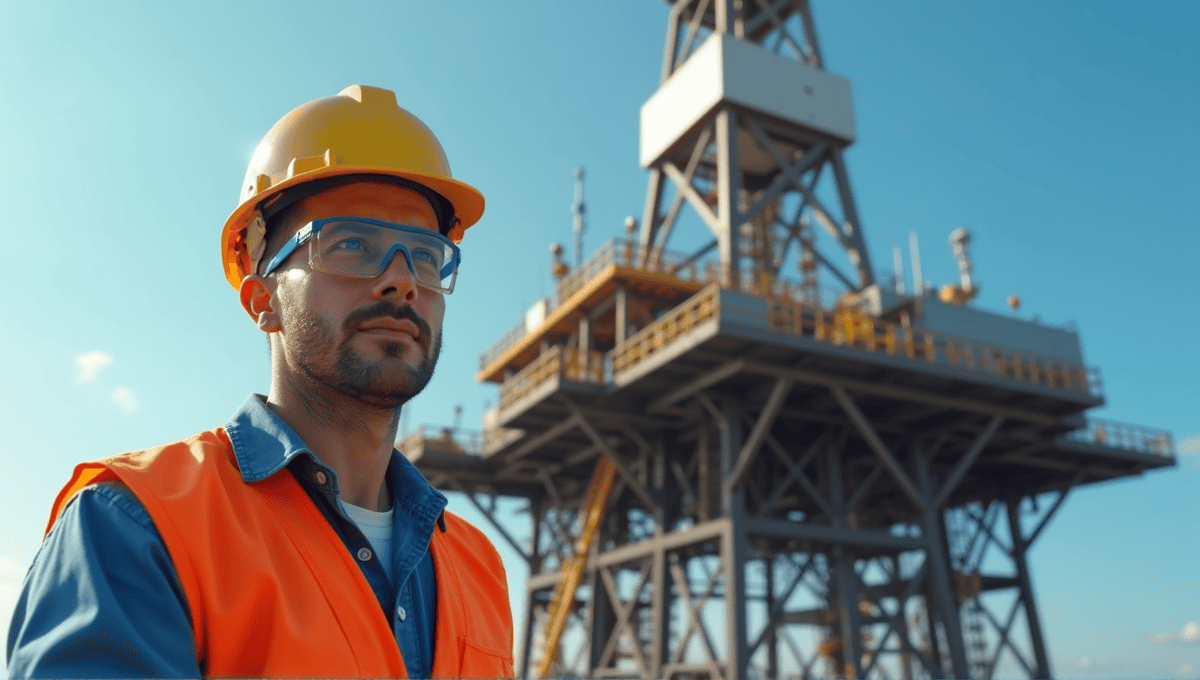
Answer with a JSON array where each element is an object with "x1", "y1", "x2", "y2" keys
[{"x1": 402, "y1": 2, "x2": 1175, "y2": 678}]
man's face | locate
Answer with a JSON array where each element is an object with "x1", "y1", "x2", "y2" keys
[{"x1": 263, "y1": 181, "x2": 447, "y2": 409}]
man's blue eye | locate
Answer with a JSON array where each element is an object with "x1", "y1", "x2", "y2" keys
[
  {"x1": 412, "y1": 248, "x2": 437, "y2": 264},
  {"x1": 337, "y1": 238, "x2": 368, "y2": 252}
]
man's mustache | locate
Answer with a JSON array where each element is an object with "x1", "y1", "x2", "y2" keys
[{"x1": 343, "y1": 302, "x2": 433, "y2": 345}]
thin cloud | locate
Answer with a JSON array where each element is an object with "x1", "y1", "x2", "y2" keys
[
  {"x1": 0, "y1": 556, "x2": 25, "y2": 580},
  {"x1": 1154, "y1": 621, "x2": 1200, "y2": 644},
  {"x1": 1057, "y1": 655, "x2": 1123, "y2": 673},
  {"x1": 111, "y1": 387, "x2": 138, "y2": 413},
  {"x1": 75, "y1": 351, "x2": 113, "y2": 382},
  {"x1": 1177, "y1": 434, "x2": 1200, "y2": 459}
]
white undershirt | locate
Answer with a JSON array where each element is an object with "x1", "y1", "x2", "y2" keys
[{"x1": 341, "y1": 500, "x2": 395, "y2": 581}]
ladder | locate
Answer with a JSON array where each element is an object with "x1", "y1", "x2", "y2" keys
[
  {"x1": 536, "y1": 456, "x2": 619, "y2": 678},
  {"x1": 963, "y1": 597, "x2": 989, "y2": 679}
]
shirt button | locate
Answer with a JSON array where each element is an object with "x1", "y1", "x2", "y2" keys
[
  {"x1": 314, "y1": 470, "x2": 328, "y2": 486},
  {"x1": 397, "y1": 605, "x2": 407, "y2": 621},
  {"x1": 357, "y1": 547, "x2": 372, "y2": 561}
]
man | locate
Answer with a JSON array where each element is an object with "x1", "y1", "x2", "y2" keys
[{"x1": 7, "y1": 85, "x2": 513, "y2": 678}]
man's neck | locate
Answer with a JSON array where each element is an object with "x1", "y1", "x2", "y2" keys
[{"x1": 266, "y1": 380, "x2": 401, "y2": 513}]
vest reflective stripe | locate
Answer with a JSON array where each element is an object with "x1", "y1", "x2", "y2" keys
[{"x1": 48, "y1": 428, "x2": 513, "y2": 679}]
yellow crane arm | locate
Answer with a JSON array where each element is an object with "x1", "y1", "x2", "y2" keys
[{"x1": 536, "y1": 456, "x2": 619, "y2": 678}]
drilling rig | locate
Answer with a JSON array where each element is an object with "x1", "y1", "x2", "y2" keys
[{"x1": 404, "y1": 2, "x2": 1175, "y2": 678}]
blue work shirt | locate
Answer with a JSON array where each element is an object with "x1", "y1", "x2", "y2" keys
[{"x1": 6, "y1": 394, "x2": 448, "y2": 679}]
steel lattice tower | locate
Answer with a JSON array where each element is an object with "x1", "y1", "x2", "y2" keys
[
  {"x1": 405, "y1": 2, "x2": 1176, "y2": 678},
  {"x1": 637, "y1": 0, "x2": 872, "y2": 300}
]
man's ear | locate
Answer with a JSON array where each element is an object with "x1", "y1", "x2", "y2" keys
[{"x1": 239, "y1": 274, "x2": 281, "y2": 332}]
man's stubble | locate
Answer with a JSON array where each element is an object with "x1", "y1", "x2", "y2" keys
[{"x1": 290, "y1": 302, "x2": 441, "y2": 411}]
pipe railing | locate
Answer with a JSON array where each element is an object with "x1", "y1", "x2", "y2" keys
[
  {"x1": 496, "y1": 284, "x2": 1107, "y2": 416},
  {"x1": 479, "y1": 315, "x2": 536, "y2": 372},
  {"x1": 767, "y1": 299, "x2": 1103, "y2": 397},
  {"x1": 498, "y1": 346, "x2": 607, "y2": 411},
  {"x1": 397, "y1": 425, "x2": 483, "y2": 457},
  {"x1": 611, "y1": 284, "x2": 721, "y2": 375},
  {"x1": 555, "y1": 238, "x2": 712, "y2": 303},
  {"x1": 1063, "y1": 418, "x2": 1175, "y2": 457},
  {"x1": 479, "y1": 238, "x2": 720, "y2": 373}
]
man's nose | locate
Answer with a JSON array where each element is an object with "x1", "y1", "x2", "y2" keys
[{"x1": 372, "y1": 249, "x2": 418, "y2": 302}]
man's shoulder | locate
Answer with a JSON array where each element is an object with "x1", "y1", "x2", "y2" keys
[
  {"x1": 51, "y1": 427, "x2": 238, "y2": 533},
  {"x1": 439, "y1": 510, "x2": 506, "y2": 572},
  {"x1": 440, "y1": 509, "x2": 496, "y2": 544},
  {"x1": 58, "y1": 478, "x2": 156, "y2": 533},
  {"x1": 103, "y1": 427, "x2": 232, "y2": 469}
]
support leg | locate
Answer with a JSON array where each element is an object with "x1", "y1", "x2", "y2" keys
[{"x1": 1006, "y1": 495, "x2": 1053, "y2": 679}]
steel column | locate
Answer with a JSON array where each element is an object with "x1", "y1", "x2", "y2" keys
[
  {"x1": 715, "y1": 108, "x2": 741, "y2": 290},
  {"x1": 916, "y1": 448, "x2": 971, "y2": 679},
  {"x1": 1006, "y1": 495, "x2": 1053, "y2": 679}
]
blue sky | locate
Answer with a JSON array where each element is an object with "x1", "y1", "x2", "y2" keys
[{"x1": 0, "y1": 1, "x2": 1196, "y2": 677}]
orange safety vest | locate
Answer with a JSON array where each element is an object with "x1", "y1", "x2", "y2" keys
[{"x1": 47, "y1": 428, "x2": 514, "y2": 679}]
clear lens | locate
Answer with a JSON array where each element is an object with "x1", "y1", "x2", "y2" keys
[{"x1": 311, "y1": 219, "x2": 458, "y2": 292}]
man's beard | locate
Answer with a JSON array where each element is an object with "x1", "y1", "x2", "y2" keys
[{"x1": 291, "y1": 302, "x2": 441, "y2": 410}]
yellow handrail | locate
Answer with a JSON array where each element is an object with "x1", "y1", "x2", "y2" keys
[
  {"x1": 501, "y1": 286, "x2": 1103, "y2": 417},
  {"x1": 1065, "y1": 417, "x2": 1175, "y2": 457},
  {"x1": 766, "y1": 297, "x2": 1100, "y2": 396},
  {"x1": 537, "y1": 456, "x2": 619, "y2": 678},
  {"x1": 612, "y1": 284, "x2": 719, "y2": 374},
  {"x1": 498, "y1": 346, "x2": 607, "y2": 411}
]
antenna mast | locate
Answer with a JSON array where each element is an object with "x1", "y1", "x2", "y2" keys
[{"x1": 572, "y1": 167, "x2": 586, "y2": 267}]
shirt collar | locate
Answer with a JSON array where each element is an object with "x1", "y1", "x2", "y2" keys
[
  {"x1": 225, "y1": 394, "x2": 310, "y2": 482},
  {"x1": 224, "y1": 394, "x2": 447, "y2": 520},
  {"x1": 387, "y1": 448, "x2": 448, "y2": 525}
]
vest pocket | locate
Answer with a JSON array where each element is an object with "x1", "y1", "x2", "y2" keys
[{"x1": 458, "y1": 636, "x2": 514, "y2": 679}]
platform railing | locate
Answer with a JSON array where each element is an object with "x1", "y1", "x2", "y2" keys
[
  {"x1": 498, "y1": 346, "x2": 607, "y2": 411},
  {"x1": 492, "y1": 281, "x2": 1107, "y2": 412},
  {"x1": 479, "y1": 239, "x2": 718, "y2": 373},
  {"x1": 499, "y1": 284, "x2": 1106, "y2": 403},
  {"x1": 1064, "y1": 418, "x2": 1176, "y2": 457},
  {"x1": 482, "y1": 424, "x2": 524, "y2": 454},
  {"x1": 555, "y1": 238, "x2": 712, "y2": 304},
  {"x1": 611, "y1": 283, "x2": 721, "y2": 375},
  {"x1": 767, "y1": 299, "x2": 1104, "y2": 397},
  {"x1": 397, "y1": 425, "x2": 483, "y2": 457},
  {"x1": 479, "y1": 315, "x2": 534, "y2": 372}
]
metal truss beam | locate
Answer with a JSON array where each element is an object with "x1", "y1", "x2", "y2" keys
[
  {"x1": 1007, "y1": 494, "x2": 1054, "y2": 679},
  {"x1": 727, "y1": 378, "x2": 792, "y2": 488},
  {"x1": 1026, "y1": 470, "x2": 1082, "y2": 547},
  {"x1": 650, "y1": 359, "x2": 747, "y2": 413},
  {"x1": 757, "y1": 431, "x2": 832, "y2": 519},
  {"x1": 596, "y1": 561, "x2": 653, "y2": 674},
  {"x1": 647, "y1": 126, "x2": 716, "y2": 266},
  {"x1": 833, "y1": 385, "x2": 923, "y2": 507},
  {"x1": 447, "y1": 480, "x2": 531, "y2": 564},
  {"x1": 745, "y1": 360, "x2": 1062, "y2": 426},
  {"x1": 508, "y1": 414, "x2": 582, "y2": 461},
  {"x1": 745, "y1": 516, "x2": 925, "y2": 551},
  {"x1": 663, "y1": 159, "x2": 723, "y2": 239},
  {"x1": 562, "y1": 396, "x2": 660, "y2": 515},
  {"x1": 935, "y1": 416, "x2": 1003, "y2": 508}
]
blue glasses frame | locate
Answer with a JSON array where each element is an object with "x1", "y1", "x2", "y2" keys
[{"x1": 262, "y1": 217, "x2": 462, "y2": 293}]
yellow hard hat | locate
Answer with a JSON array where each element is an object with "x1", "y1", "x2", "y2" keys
[{"x1": 220, "y1": 84, "x2": 485, "y2": 289}]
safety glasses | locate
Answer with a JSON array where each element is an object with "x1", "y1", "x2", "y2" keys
[{"x1": 263, "y1": 217, "x2": 461, "y2": 293}]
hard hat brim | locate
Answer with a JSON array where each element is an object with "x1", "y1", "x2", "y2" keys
[{"x1": 220, "y1": 165, "x2": 484, "y2": 289}]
